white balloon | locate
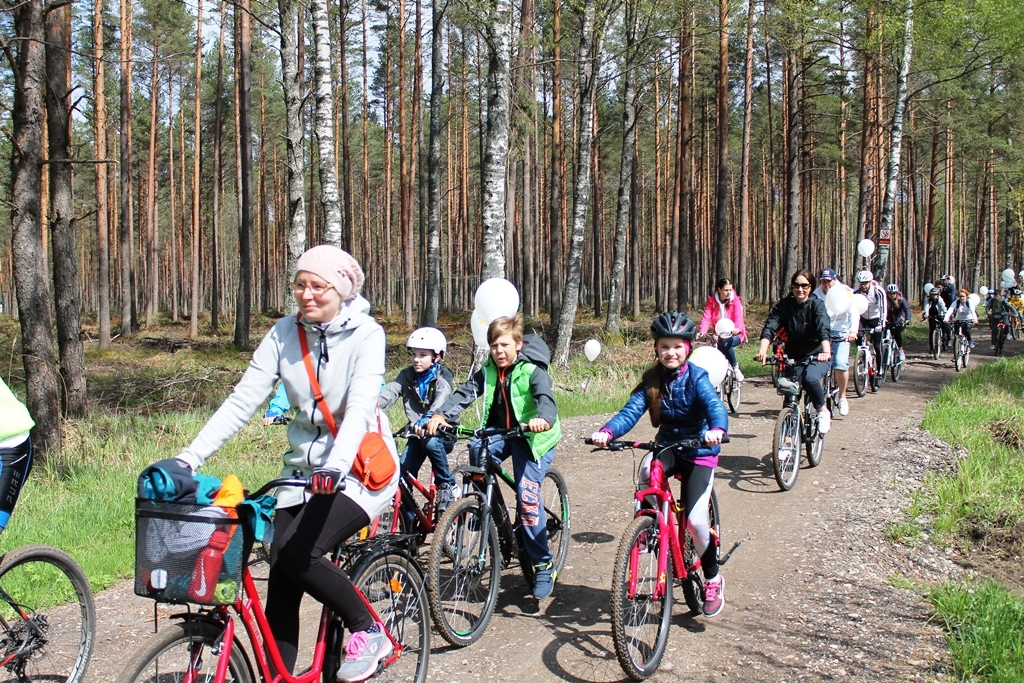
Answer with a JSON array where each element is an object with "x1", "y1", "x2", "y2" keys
[
  {"x1": 980, "y1": 286, "x2": 989, "y2": 296},
  {"x1": 474, "y1": 278, "x2": 521, "y2": 323},
  {"x1": 1002, "y1": 280, "x2": 1015, "y2": 289},
  {"x1": 1002, "y1": 268, "x2": 1015, "y2": 281},
  {"x1": 714, "y1": 318, "x2": 736, "y2": 337},
  {"x1": 969, "y1": 293, "x2": 981, "y2": 308},
  {"x1": 924, "y1": 282, "x2": 934, "y2": 294},
  {"x1": 584, "y1": 338, "x2": 602, "y2": 362},
  {"x1": 850, "y1": 292, "x2": 869, "y2": 316},
  {"x1": 470, "y1": 309, "x2": 490, "y2": 349},
  {"x1": 688, "y1": 346, "x2": 729, "y2": 388},
  {"x1": 1019, "y1": 270, "x2": 1024, "y2": 278},
  {"x1": 825, "y1": 285, "x2": 853, "y2": 317},
  {"x1": 857, "y1": 239, "x2": 876, "y2": 258}
]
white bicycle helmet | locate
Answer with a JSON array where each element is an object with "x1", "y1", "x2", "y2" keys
[
  {"x1": 886, "y1": 283, "x2": 899, "y2": 294},
  {"x1": 856, "y1": 270, "x2": 873, "y2": 283},
  {"x1": 406, "y1": 327, "x2": 447, "y2": 356}
]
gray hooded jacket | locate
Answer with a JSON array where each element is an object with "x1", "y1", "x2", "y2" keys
[{"x1": 176, "y1": 295, "x2": 399, "y2": 515}]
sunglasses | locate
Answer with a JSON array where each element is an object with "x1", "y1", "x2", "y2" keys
[{"x1": 791, "y1": 282, "x2": 811, "y2": 289}]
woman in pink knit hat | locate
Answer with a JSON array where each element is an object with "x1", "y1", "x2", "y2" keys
[{"x1": 174, "y1": 244, "x2": 400, "y2": 681}]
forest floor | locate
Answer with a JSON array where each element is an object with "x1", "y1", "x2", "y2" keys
[{"x1": 90, "y1": 337, "x2": 983, "y2": 682}]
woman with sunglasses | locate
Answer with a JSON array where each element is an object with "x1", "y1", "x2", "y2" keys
[{"x1": 754, "y1": 269, "x2": 834, "y2": 434}]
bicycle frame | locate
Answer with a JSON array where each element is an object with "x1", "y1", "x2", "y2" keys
[{"x1": 627, "y1": 458, "x2": 687, "y2": 601}]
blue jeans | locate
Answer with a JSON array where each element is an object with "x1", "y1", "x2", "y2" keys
[
  {"x1": 400, "y1": 436, "x2": 455, "y2": 489},
  {"x1": 716, "y1": 335, "x2": 741, "y2": 366},
  {"x1": 468, "y1": 435, "x2": 555, "y2": 566}
]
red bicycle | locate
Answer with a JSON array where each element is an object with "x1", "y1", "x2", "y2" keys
[
  {"x1": 117, "y1": 476, "x2": 429, "y2": 683},
  {"x1": 588, "y1": 437, "x2": 740, "y2": 680}
]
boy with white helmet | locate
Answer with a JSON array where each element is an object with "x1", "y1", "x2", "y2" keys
[
  {"x1": 855, "y1": 270, "x2": 888, "y2": 370},
  {"x1": 379, "y1": 327, "x2": 460, "y2": 510}
]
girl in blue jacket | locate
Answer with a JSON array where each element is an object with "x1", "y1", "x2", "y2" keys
[{"x1": 590, "y1": 311, "x2": 729, "y2": 617}]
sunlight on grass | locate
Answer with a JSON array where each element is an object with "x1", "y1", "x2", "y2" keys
[{"x1": 931, "y1": 580, "x2": 1024, "y2": 682}]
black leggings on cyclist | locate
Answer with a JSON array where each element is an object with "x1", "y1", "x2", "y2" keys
[
  {"x1": 652, "y1": 453, "x2": 718, "y2": 580},
  {"x1": 891, "y1": 325, "x2": 905, "y2": 350},
  {"x1": 860, "y1": 317, "x2": 883, "y2": 366},
  {"x1": 267, "y1": 493, "x2": 372, "y2": 673},
  {"x1": 928, "y1": 318, "x2": 950, "y2": 348},
  {"x1": 787, "y1": 360, "x2": 828, "y2": 410},
  {"x1": 953, "y1": 320, "x2": 973, "y2": 345}
]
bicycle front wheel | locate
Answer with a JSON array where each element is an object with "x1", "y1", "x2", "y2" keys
[
  {"x1": 610, "y1": 516, "x2": 673, "y2": 681},
  {"x1": 875, "y1": 343, "x2": 890, "y2": 390},
  {"x1": 350, "y1": 553, "x2": 429, "y2": 683},
  {"x1": 930, "y1": 327, "x2": 942, "y2": 359},
  {"x1": 727, "y1": 372, "x2": 742, "y2": 414},
  {"x1": 0, "y1": 545, "x2": 95, "y2": 683},
  {"x1": 114, "y1": 620, "x2": 252, "y2": 683},
  {"x1": 427, "y1": 497, "x2": 501, "y2": 647},
  {"x1": 853, "y1": 347, "x2": 868, "y2": 397},
  {"x1": 772, "y1": 406, "x2": 800, "y2": 491},
  {"x1": 891, "y1": 353, "x2": 903, "y2": 382}
]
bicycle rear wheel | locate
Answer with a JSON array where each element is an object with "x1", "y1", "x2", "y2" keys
[
  {"x1": 0, "y1": 545, "x2": 95, "y2": 683},
  {"x1": 853, "y1": 347, "x2": 868, "y2": 397},
  {"x1": 681, "y1": 489, "x2": 720, "y2": 615},
  {"x1": 350, "y1": 553, "x2": 429, "y2": 683},
  {"x1": 427, "y1": 497, "x2": 501, "y2": 647},
  {"x1": 772, "y1": 406, "x2": 800, "y2": 491},
  {"x1": 114, "y1": 620, "x2": 252, "y2": 683},
  {"x1": 610, "y1": 516, "x2": 673, "y2": 681}
]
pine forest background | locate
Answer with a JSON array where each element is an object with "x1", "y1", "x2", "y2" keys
[{"x1": 3, "y1": 0, "x2": 1024, "y2": 452}]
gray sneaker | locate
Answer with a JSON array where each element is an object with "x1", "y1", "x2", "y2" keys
[
  {"x1": 437, "y1": 484, "x2": 461, "y2": 513},
  {"x1": 336, "y1": 622, "x2": 393, "y2": 682},
  {"x1": 775, "y1": 376, "x2": 800, "y2": 395}
]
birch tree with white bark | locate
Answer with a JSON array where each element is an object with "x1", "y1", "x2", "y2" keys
[
  {"x1": 479, "y1": 0, "x2": 513, "y2": 280},
  {"x1": 312, "y1": 0, "x2": 343, "y2": 246}
]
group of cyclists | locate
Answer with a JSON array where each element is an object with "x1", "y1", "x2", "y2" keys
[
  {"x1": 10, "y1": 241, "x2": 1003, "y2": 680},
  {"x1": 924, "y1": 273, "x2": 1024, "y2": 354}
]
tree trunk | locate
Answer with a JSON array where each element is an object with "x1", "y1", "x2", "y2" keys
[
  {"x1": 209, "y1": 0, "x2": 228, "y2": 333},
  {"x1": 312, "y1": 0, "x2": 343, "y2": 246},
  {"x1": 713, "y1": 0, "x2": 730, "y2": 281},
  {"x1": 554, "y1": 0, "x2": 596, "y2": 366},
  {"x1": 188, "y1": 0, "x2": 203, "y2": 337},
  {"x1": 46, "y1": 0, "x2": 86, "y2": 418},
  {"x1": 279, "y1": 0, "x2": 306, "y2": 312},
  {"x1": 606, "y1": 0, "x2": 638, "y2": 336},
  {"x1": 548, "y1": 0, "x2": 564, "y2": 321},
  {"x1": 120, "y1": 0, "x2": 135, "y2": 338},
  {"x1": 873, "y1": 0, "x2": 913, "y2": 284},
  {"x1": 144, "y1": 52, "x2": 159, "y2": 328},
  {"x1": 422, "y1": 0, "x2": 447, "y2": 326},
  {"x1": 782, "y1": 48, "x2": 801, "y2": 292},
  {"x1": 738, "y1": 0, "x2": 754, "y2": 297},
  {"x1": 235, "y1": 0, "x2": 254, "y2": 348},
  {"x1": 339, "y1": 0, "x2": 354, "y2": 252},
  {"x1": 8, "y1": 0, "x2": 61, "y2": 453},
  {"x1": 480, "y1": 0, "x2": 513, "y2": 280},
  {"x1": 93, "y1": 0, "x2": 111, "y2": 349}
]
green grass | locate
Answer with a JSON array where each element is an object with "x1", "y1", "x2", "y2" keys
[
  {"x1": 931, "y1": 580, "x2": 1024, "y2": 682},
  {"x1": 899, "y1": 355, "x2": 1024, "y2": 680}
]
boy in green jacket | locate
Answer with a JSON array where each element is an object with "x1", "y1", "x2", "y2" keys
[{"x1": 427, "y1": 314, "x2": 561, "y2": 598}]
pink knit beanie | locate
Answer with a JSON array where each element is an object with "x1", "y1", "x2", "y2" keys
[{"x1": 295, "y1": 245, "x2": 364, "y2": 301}]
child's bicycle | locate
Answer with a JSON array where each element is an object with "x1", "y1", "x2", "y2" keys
[
  {"x1": 767, "y1": 354, "x2": 826, "y2": 491},
  {"x1": 426, "y1": 424, "x2": 571, "y2": 647},
  {"x1": 0, "y1": 544, "x2": 95, "y2": 682},
  {"x1": 117, "y1": 476, "x2": 429, "y2": 683},
  {"x1": 585, "y1": 436, "x2": 740, "y2": 680},
  {"x1": 369, "y1": 425, "x2": 451, "y2": 547}
]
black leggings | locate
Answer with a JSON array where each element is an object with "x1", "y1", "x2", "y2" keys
[
  {"x1": 0, "y1": 436, "x2": 33, "y2": 531},
  {"x1": 786, "y1": 360, "x2": 828, "y2": 410},
  {"x1": 267, "y1": 494, "x2": 371, "y2": 673},
  {"x1": 891, "y1": 326, "x2": 905, "y2": 349}
]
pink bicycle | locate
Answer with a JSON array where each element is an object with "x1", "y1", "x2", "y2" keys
[{"x1": 588, "y1": 437, "x2": 740, "y2": 680}]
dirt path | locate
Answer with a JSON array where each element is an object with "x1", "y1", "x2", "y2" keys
[{"x1": 91, "y1": 339, "x2": 981, "y2": 682}]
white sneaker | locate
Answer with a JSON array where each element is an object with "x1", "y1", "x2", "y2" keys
[
  {"x1": 817, "y1": 411, "x2": 832, "y2": 434},
  {"x1": 733, "y1": 366, "x2": 744, "y2": 382},
  {"x1": 837, "y1": 398, "x2": 850, "y2": 416}
]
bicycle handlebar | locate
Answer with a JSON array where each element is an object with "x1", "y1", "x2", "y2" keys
[
  {"x1": 246, "y1": 473, "x2": 347, "y2": 499},
  {"x1": 584, "y1": 435, "x2": 730, "y2": 452}
]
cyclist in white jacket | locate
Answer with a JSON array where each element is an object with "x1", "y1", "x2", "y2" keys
[{"x1": 855, "y1": 270, "x2": 887, "y2": 370}]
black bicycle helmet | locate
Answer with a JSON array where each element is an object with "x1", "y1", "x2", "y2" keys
[{"x1": 650, "y1": 311, "x2": 697, "y2": 340}]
